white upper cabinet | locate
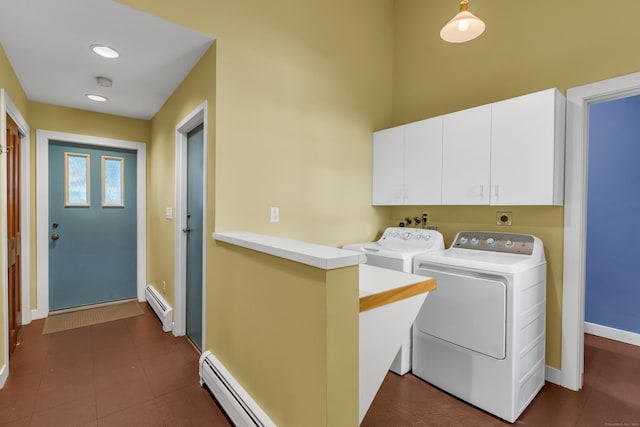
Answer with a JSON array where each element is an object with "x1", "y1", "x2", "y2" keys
[
  {"x1": 372, "y1": 117, "x2": 443, "y2": 206},
  {"x1": 442, "y1": 104, "x2": 492, "y2": 205},
  {"x1": 490, "y1": 88, "x2": 565, "y2": 205},
  {"x1": 372, "y1": 126, "x2": 404, "y2": 205},
  {"x1": 404, "y1": 117, "x2": 443, "y2": 205},
  {"x1": 372, "y1": 88, "x2": 566, "y2": 206}
]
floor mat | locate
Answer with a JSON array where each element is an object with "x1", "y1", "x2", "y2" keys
[{"x1": 43, "y1": 300, "x2": 143, "y2": 334}]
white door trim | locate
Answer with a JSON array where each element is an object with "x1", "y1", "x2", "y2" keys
[
  {"x1": 1, "y1": 89, "x2": 30, "y2": 388},
  {"x1": 562, "y1": 72, "x2": 640, "y2": 391},
  {"x1": 35, "y1": 130, "x2": 147, "y2": 319},
  {"x1": 174, "y1": 101, "x2": 208, "y2": 350}
]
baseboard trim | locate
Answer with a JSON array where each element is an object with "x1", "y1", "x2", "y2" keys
[
  {"x1": 21, "y1": 310, "x2": 32, "y2": 325},
  {"x1": 31, "y1": 308, "x2": 47, "y2": 320},
  {"x1": 545, "y1": 365, "x2": 562, "y2": 386},
  {"x1": 0, "y1": 363, "x2": 7, "y2": 389},
  {"x1": 584, "y1": 322, "x2": 640, "y2": 347}
]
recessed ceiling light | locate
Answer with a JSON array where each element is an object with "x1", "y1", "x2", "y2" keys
[
  {"x1": 86, "y1": 94, "x2": 108, "y2": 102},
  {"x1": 90, "y1": 44, "x2": 119, "y2": 59}
]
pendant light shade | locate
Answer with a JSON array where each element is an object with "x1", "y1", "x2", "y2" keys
[{"x1": 440, "y1": 0, "x2": 485, "y2": 43}]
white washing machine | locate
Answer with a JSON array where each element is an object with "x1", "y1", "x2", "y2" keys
[
  {"x1": 412, "y1": 231, "x2": 546, "y2": 423},
  {"x1": 343, "y1": 227, "x2": 444, "y2": 375}
]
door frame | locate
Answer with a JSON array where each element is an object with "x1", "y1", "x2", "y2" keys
[
  {"x1": 35, "y1": 130, "x2": 147, "y2": 318},
  {"x1": 1, "y1": 89, "x2": 30, "y2": 387},
  {"x1": 174, "y1": 101, "x2": 208, "y2": 348},
  {"x1": 562, "y1": 72, "x2": 640, "y2": 391}
]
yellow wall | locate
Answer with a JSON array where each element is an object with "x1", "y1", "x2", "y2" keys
[
  {"x1": 0, "y1": 42, "x2": 28, "y2": 376},
  {"x1": 28, "y1": 102, "x2": 149, "y2": 142},
  {"x1": 118, "y1": 0, "x2": 392, "y2": 246},
  {"x1": 0, "y1": 45, "x2": 28, "y2": 115},
  {"x1": 26, "y1": 102, "x2": 150, "y2": 311},
  {"x1": 118, "y1": 1, "x2": 392, "y2": 424},
  {"x1": 392, "y1": 0, "x2": 640, "y2": 123},
  {"x1": 7, "y1": 0, "x2": 627, "y2": 409},
  {"x1": 390, "y1": 206, "x2": 563, "y2": 367},
  {"x1": 210, "y1": 243, "x2": 358, "y2": 426},
  {"x1": 391, "y1": 0, "x2": 640, "y2": 370},
  {"x1": 146, "y1": 44, "x2": 216, "y2": 303}
]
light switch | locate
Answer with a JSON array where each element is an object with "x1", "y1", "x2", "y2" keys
[
  {"x1": 270, "y1": 207, "x2": 279, "y2": 223},
  {"x1": 165, "y1": 207, "x2": 173, "y2": 220}
]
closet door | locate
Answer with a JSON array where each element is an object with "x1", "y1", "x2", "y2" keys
[{"x1": 6, "y1": 114, "x2": 21, "y2": 356}]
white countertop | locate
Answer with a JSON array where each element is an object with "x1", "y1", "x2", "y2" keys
[
  {"x1": 213, "y1": 231, "x2": 366, "y2": 270},
  {"x1": 359, "y1": 264, "x2": 432, "y2": 297}
]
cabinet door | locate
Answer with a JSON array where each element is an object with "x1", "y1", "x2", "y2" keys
[
  {"x1": 372, "y1": 126, "x2": 405, "y2": 205},
  {"x1": 404, "y1": 117, "x2": 443, "y2": 205},
  {"x1": 491, "y1": 88, "x2": 563, "y2": 205},
  {"x1": 442, "y1": 104, "x2": 491, "y2": 205}
]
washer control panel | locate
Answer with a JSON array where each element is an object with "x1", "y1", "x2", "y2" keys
[
  {"x1": 378, "y1": 227, "x2": 443, "y2": 250},
  {"x1": 452, "y1": 231, "x2": 534, "y2": 255}
]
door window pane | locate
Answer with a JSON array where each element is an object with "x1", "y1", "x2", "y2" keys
[
  {"x1": 64, "y1": 153, "x2": 90, "y2": 206},
  {"x1": 102, "y1": 156, "x2": 124, "y2": 207}
]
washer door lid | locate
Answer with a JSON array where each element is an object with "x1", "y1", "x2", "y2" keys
[{"x1": 415, "y1": 268, "x2": 507, "y2": 359}]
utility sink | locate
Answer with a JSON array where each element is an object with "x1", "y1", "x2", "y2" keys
[{"x1": 358, "y1": 264, "x2": 436, "y2": 424}]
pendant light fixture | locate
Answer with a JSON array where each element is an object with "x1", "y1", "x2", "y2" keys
[{"x1": 440, "y1": 0, "x2": 485, "y2": 43}]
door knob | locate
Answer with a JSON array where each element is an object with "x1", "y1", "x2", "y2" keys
[
  {"x1": 51, "y1": 233, "x2": 60, "y2": 241},
  {"x1": 182, "y1": 227, "x2": 191, "y2": 233}
]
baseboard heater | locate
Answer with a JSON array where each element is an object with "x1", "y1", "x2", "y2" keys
[
  {"x1": 144, "y1": 284, "x2": 173, "y2": 332},
  {"x1": 199, "y1": 350, "x2": 276, "y2": 427}
]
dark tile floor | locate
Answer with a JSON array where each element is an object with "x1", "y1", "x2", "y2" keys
[
  {"x1": 0, "y1": 303, "x2": 232, "y2": 427},
  {"x1": 1, "y1": 304, "x2": 639, "y2": 426},
  {"x1": 362, "y1": 334, "x2": 640, "y2": 427}
]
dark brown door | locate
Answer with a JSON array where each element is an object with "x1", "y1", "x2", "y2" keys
[{"x1": 6, "y1": 114, "x2": 21, "y2": 356}]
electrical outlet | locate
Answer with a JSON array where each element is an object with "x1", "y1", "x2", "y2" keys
[
  {"x1": 270, "y1": 207, "x2": 279, "y2": 223},
  {"x1": 162, "y1": 280, "x2": 167, "y2": 294},
  {"x1": 496, "y1": 211, "x2": 512, "y2": 226}
]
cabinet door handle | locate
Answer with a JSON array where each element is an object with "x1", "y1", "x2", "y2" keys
[
  {"x1": 494, "y1": 184, "x2": 499, "y2": 198},
  {"x1": 479, "y1": 184, "x2": 484, "y2": 199}
]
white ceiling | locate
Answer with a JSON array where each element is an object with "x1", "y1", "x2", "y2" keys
[{"x1": 0, "y1": 0, "x2": 214, "y2": 120}]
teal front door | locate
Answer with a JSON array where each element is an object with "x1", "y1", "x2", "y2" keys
[
  {"x1": 49, "y1": 141, "x2": 137, "y2": 311},
  {"x1": 186, "y1": 124, "x2": 204, "y2": 350}
]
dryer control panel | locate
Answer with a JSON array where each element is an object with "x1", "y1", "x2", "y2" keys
[{"x1": 452, "y1": 231, "x2": 535, "y2": 255}]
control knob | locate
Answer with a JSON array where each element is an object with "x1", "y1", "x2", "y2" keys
[{"x1": 486, "y1": 237, "x2": 496, "y2": 247}]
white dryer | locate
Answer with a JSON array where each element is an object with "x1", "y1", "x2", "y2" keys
[
  {"x1": 343, "y1": 227, "x2": 444, "y2": 375},
  {"x1": 412, "y1": 231, "x2": 546, "y2": 423}
]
